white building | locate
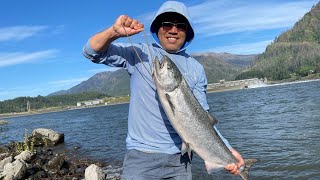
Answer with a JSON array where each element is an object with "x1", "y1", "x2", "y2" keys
[{"x1": 77, "y1": 99, "x2": 103, "y2": 107}]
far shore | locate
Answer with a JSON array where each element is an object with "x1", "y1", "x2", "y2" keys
[
  {"x1": 1, "y1": 78, "x2": 319, "y2": 120},
  {"x1": 0, "y1": 101, "x2": 129, "y2": 119}
]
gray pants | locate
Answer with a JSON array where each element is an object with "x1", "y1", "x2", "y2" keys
[{"x1": 121, "y1": 149, "x2": 192, "y2": 180}]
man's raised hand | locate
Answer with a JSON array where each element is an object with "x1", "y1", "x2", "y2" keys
[{"x1": 113, "y1": 15, "x2": 144, "y2": 37}]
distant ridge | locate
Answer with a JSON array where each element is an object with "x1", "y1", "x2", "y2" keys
[
  {"x1": 50, "y1": 53, "x2": 256, "y2": 97},
  {"x1": 49, "y1": 69, "x2": 130, "y2": 97},
  {"x1": 192, "y1": 52, "x2": 256, "y2": 67}
]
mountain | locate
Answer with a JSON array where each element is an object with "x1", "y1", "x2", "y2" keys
[
  {"x1": 237, "y1": 2, "x2": 320, "y2": 80},
  {"x1": 192, "y1": 52, "x2": 255, "y2": 67},
  {"x1": 50, "y1": 53, "x2": 256, "y2": 97},
  {"x1": 192, "y1": 53, "x2": 256, "y2": 83},
  {"x1": 49, "y1": 69, "x2": 130, "y2": 97}
]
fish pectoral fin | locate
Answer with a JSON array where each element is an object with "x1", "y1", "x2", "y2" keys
[
  {"x1": 204, "y1": 161, "x2": 224, "y2": 174},
  {"x1": 207, "y1": 112, "x2": 219, "y2": 125},
  {"x1": 181, "y1": 142, "x2": 192, "y2": 160}
]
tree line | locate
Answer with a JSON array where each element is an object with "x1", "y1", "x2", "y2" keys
[
  {"x1": 0, "y1": 92, "x2": 109, "y2": 114},
  {"x1": 236, "y1": 42, "x2": 320, "y2": 80}
]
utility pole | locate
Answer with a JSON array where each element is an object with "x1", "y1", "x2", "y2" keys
[{"x1": 27, "y1": 101, "x2": 31, "y2": 113}]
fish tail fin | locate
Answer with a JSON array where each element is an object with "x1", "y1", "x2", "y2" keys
[{"x1": 238, "y1": 158, "x2": 257, "y2": 180}]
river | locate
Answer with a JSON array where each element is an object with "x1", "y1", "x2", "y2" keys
[{"x1": 1, "y1": 80, "x2": 319, "y2": 179}]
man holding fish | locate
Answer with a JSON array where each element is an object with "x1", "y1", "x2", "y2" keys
[{"x1": 83, "y1": 1, "x2": 255, "y2": 179}]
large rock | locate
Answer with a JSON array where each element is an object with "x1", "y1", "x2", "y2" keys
[
  {"x1": 0, "y1": 156, "x2": 12, "y2": 172},
  {"x1": 43, "y1": 154, "x2": 65, "y2": 174},
  {"x1": 32, "y1": 128, "x2": 64, "y2": 146},
  {"x1": 85, "y1": 164, "x2": 105, "y2": 180},
  {"x1": 1, "y1": 159, "x2": 27, "y2": 180},
  {"x1": 0, "y1": 153, "x2": 9, "y2": 160},
  {"x1": 0, "y1": 120, "x2": 8, "y2": 125},
  {"x1": 14, "y1": 150, "x2": 33, "y2": 162}
]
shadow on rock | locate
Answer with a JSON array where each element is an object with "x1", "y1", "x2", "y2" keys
[{"x1": 0, "y1": 128, "x2": 121, "y2": 180}]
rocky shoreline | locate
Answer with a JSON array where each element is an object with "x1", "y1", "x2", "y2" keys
[{"x1": 0, "y1": 128, "x2": 121, "y2": 180}]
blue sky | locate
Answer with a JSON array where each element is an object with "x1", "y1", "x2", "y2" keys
[{"x1": 0, "y1": 0, "x2": 318, "y2": 101}]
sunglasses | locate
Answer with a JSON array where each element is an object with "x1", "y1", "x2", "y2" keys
[{"x1": 161, "y1": 22, "x2": 188, "y2": 32}]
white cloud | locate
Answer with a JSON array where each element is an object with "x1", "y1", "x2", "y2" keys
[
  {"x1": 0, "y1": 86, "x2": 44, "y2": 101},
  {"x1": 0, "y1": 50, "x2": 58, "y2": 67},
  {"x1": 48, "y1": 77, "x2": 88, "y2": 88},
  {"x1": 136, "y1": 0, "x2": 316, "y2": 37},
  {"x1": 188, "y1": 0, "x2": 317, "y2": 36},
  {"x1": 0, "y1": 77, "x2": 89, "y2": 101},
  {"x1": 52, "y1": 25, "x2": 65, "y2": 35},
  {"x1": 87, "y1": 67, "x2": 120, "y2": 74},
  {"x1": 0, "y1": 25, "x2": 48, "y2": 41},
  {"x1": 207, "y1": 40, "x2": 273, "y2": 55}
]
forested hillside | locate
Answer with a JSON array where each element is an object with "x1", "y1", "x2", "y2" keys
[
  {"x1": 0, "y1": 92, "x2": 109, "y2": 114},
  {"x1": 193, "y1": 53, "x2": 243, "y2": 83},
  {"x1": 237, "y1": 3, "x2": 320, "y2": 80}
]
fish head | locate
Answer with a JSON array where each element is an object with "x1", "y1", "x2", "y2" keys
[{"x1": 153, "y1": 55, "x2": 182, "y2": 92}]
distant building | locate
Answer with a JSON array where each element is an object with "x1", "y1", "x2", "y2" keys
[
  {"x1": 76, "y1": 99, "x2": 103, "y2": 107},
  {"x1": 207, "y1": 78, "x2": 267, "y2": 91}
]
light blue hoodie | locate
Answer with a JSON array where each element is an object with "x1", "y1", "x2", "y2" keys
[
  {"x1": 150, "y1": 1, "x2": 195, "y2": 52},
  {"x1": 83, "y1": 1, "x2": 231, "y2": 154}
]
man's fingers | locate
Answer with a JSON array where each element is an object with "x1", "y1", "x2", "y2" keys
[
  {"x1": 119, "y1": 15, "x2": 128, "y2": 25},
  {"x1": 134, "y1": 23, "x2": 144, "y2": 31},
  {"x1": 225, "y1": 163, "x2": 235, "y2": 170},
  {"x1": 225, "y1": 163, "x2": 239, "y2": 175},
  {"x1": 130, "y1": 20, "x2": 138, "y2": 28},
  {"x1": 231, "y1": 165, "x2": 238, "y2": 174},
  {"x1": 124, "y1": 17, "x2": 133, "y2": 27},
  {"x1": 115, "y1": 15, "x2": 144, "y2": 36}
]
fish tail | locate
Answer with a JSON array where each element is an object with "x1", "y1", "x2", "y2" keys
[{"x1": 239, "y1": 158, "x2": 257, "y2": 180}]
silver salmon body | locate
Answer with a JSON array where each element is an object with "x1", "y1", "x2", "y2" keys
[{"x1": 152, "y1": 55, "x2": 256, "y2": 180}]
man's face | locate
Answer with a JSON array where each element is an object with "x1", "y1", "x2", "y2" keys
[{"x1": 157, "y1": 15, "x2": 187, "y2": 53}]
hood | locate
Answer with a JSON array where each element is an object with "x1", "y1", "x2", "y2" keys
[{"x1": 150, "y1": 1, "x2": 195, "y2": 53}]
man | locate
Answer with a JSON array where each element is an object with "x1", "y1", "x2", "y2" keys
[{"x1": 83, "y1": 1, "x2": 244, "y2": 179}]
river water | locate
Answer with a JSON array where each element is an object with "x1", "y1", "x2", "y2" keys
[{"x1": 1, "y1": 80, "x2": 320, "y2": 179}]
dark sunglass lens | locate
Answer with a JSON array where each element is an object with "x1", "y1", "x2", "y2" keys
[
  {"x1": 162, "y1": 22, "x2": 174, "y2": 29},
  {"x1": 161, "y1": 22, "x2": 187, "y2": 31},
  {"x1": 176, "y1": 23, "x2": 187, "y2": 31}
]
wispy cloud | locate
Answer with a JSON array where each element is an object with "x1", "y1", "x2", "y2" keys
[
  {"x1": 0, "y1": 86, "x2": 49, "y2": 101},
  {"x1": 48, "y1": 77, "x2": 88, "y2": 88},
  {"x1": 137, "y1": 0, "x2": 316, "y2": 37},
  {"x1": 207, "y1": 40, "x2": 273, "y2": 55},
  {"x1": 189, "y1": 0, "x2": 317, "y2": 37},
  {"x1": 51, "y1": 25, "x2": 65, "y2": 35},
  {"x1": 0, "y1": 25, "x2": 48, "y2": 42},
  {"x1": 0, "y1": 50, "x2": 59, "y2": 67},
  {"x1": 0, "y1": 88, "x2": 21, "y2": 100},
  {"x1": 0, "y1": 77, "x2": 89, "y2": 101},
  {"x1": 87, "y1": 67, "x2": 120, "y2": 74}
]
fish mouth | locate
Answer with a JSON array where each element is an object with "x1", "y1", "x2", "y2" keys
[
  {"x1": 160, "y1": 60, "x2": 165, "y2": 69},
  {"x1": 153, "y1": 56, "x2": 168, "y2": 87},
  {"x1": 155, "y1": 56, "x2": 167, "y2": 73}
]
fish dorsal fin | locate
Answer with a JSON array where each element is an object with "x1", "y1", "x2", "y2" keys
[
  {"x1": 207, "y1": 112, "x2": 219, "y2": 125},
  {"x1": 181, "y1": 142, "x2": 192, "y2": 160}
]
